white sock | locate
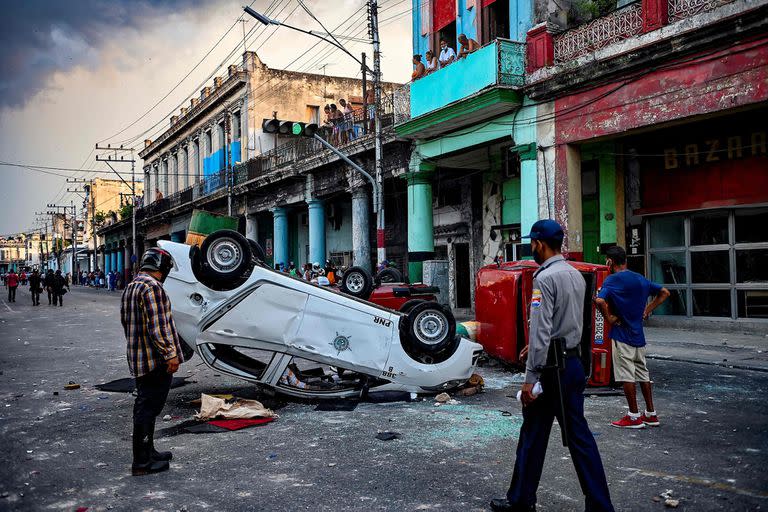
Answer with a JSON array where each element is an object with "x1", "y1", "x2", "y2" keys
[
  {"x1": 628, "y1": 411, "x2": 641, "y2": 419},
  {"x1": 645, "y1": 410, "x2": 656, "y2": 417}
]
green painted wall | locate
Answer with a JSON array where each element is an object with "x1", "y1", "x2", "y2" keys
[
  {"x1": 502, "y1": 178, "x2": 521, "y2": 225},
  {"x1": 581, "y1": 143, "x2": 617, "y2": 263}
]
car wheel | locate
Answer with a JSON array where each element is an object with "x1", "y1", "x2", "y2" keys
[
  {"x1": 375, "y1": 267, "x2": 403, "y2": 284},
  {"x1": 199, "y1": 230, "x2": 252, "y2": 287},
  {"x1": 247, "y1": 238, "x2": 267, "y2": 263},
  {"x1": 400, "y1": 301, "x2": 457, "y2": 356},
  {"x1": 339, "y1": 266, "x2": 374, "y2": 299},
  {"x1": 399, "y1": 299, "x2": 426, "y2": 314}
]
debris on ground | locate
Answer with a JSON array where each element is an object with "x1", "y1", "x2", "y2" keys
[
  {"x1": 64, "y1": 382, "x2": 80, "y2": 390},
  {"x1": 660, "y1": 490, "x2": 674, "y2": 500},
  {"x1": 375, "y1": 431, "x2": 402, "y2": 441},
  {"x1": 162, "y1": 414, "x2": 172, "y2": 421},
  {"x1": 189, "y1": 394, "x2": 233, "y2": 407},
  {"x1": 664, "y1": 499, "x2": 680, "y2": 508},
  {"x1": 435, "y1": 392, "x2": 451, "y2": 403},
  {"x1": 195, "y1": 393, "x2": 277, "y2": 421},
  {"x1": 95, "y1": 376, "x2": 189, "y2": 393}
]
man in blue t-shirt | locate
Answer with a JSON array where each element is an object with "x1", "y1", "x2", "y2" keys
[{"x1": 595, "y1": 246, "x2": 670, "y2": 429}]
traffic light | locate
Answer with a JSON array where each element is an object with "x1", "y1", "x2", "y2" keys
[{"x1": 262, "y1": 118, "x2": 318, "y2": 138}]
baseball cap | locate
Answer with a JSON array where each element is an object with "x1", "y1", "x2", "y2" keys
[{"x1": 522, "y1": 219, "x2": 564, "y2": 241}]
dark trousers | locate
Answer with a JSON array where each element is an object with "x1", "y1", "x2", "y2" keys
[
  {"x1": 507, "y1": 357, "x2": 615, "y2": 512},
  {"x1": 133, "y1": 366, "x2": 173, "y2": 425},
  {"x1": 8, "y1": 286, "x2": 16, "y2": 302},
  {"x1": 31, "y1": 290, "x2": 40, "y2": 305},
  {"x1": 52, "y1": 293, "x2": 63, "y2": 306}
]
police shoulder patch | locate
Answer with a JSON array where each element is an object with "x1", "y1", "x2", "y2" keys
[{"x1": 531, "y1": 288, "x2": 542, "y2": 308}]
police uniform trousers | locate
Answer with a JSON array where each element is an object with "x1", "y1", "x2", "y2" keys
[
  {"x1": 507, "y1": 356, "x2": 614, "y2": 512},
  {"x1": 133, "y1": 366, "x2": 173, "y2": 425}
]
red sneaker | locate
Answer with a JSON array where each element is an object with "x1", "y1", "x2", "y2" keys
[
  {"x1": 611, "y1": 415, "x2": 646, "y2": 429},
  {"x1": 641, "y1": 413, "x2": 660, "y2": 427}
]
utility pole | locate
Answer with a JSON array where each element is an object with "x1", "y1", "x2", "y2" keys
[
  {"x1": 47, "y1": 203, "x2": 76, "y2": 275},
  {"x1": 368, "y1": 0, "x2": 386, "y2": 264},
  {"x1": 361, "y1": 53, "x2": 368, "y2": 135},
  {"x1": 95, "y1": 145, "x2": 137, "y2": 277},
  {"x1": 67, "y1": 178, "x2": 95, "y2": 272}
]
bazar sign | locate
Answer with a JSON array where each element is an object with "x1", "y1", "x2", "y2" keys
[{"x1": 663, "y1": 131, "x2": 767, "y2": 170}]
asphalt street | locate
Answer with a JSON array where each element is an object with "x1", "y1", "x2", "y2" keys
[{"x1": 0, "y1": 286, "x2": 767, "y2": 511}]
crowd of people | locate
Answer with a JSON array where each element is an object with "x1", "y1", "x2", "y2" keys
[
  {"x1": 2, "y1": 268, "x2": 69, "y2": 306},
  {"x1": 1, "y1": 266, "x2": 128, "y2": 307},
  {"x1": 320, "y1": 89, "x2": 376, "y2": 146},
  {"x1": 274, "y1": 260, "x2": 341, "y2": 286},
  {"x1": 411, "y1": 33, "x2": 480, "y2": 80}
]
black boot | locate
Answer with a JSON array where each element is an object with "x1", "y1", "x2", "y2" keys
[
  {"x1": 131, "y1": 423, "x2": 170, "y2": 476},
  {"x1": 149, "y1": 420, "x2": 172, "y2": 461}
]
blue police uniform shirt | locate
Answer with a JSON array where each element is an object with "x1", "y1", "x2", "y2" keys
[{"x1": 597, "y1": 270, "x2": 663, "y2": 347}]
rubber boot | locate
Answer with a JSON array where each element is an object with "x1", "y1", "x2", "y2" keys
[
  {"x1": 131, "y1": 423, "x2": 170, "y2": 476},
  {"x1": 149, "y1": 420, "x2": 172, "y2": 462}
]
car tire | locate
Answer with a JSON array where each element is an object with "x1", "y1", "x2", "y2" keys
[
  {"x1": 339, "y1": 266, "x2": 374, "y2": 299},
  {"x1": 399, "y1": 299, "x2": 426, "y2": 314},
  {"x1": 199, "y1": 230, "x2": 252, "y2": 287},
  {"x1": 247, "y1": 238, "x2": 267, "y2": 263},
  {"x1": 400, "y1": 301, "x2": 457, "y2": 356},
  {"x1": 375, "y1": 267, "x2": 403, "y2": 284}
]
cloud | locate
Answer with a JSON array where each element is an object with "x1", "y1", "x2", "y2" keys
[{"x1": 0, "y1": 0, "x2": 214, "y2": 109}]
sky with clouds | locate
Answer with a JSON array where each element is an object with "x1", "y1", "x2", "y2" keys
[{"x1": 0, "y1": 0, "x2": 412, "y2": 236}]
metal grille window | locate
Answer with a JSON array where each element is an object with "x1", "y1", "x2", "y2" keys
[{"x1": 646, "y1": 207, "x2": 768, "y2": 319}]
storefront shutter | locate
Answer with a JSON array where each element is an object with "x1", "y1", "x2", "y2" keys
[{"x1": 433, "y1": 0, "x2": 456, "y2": 32}]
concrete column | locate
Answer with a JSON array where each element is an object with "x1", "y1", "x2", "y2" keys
[
  {"x1": 307, "y1": 199, "x2": 326, "y2": 266},
  {"x1": 405, "y1": 163, "x2": 435, "y2": 283},
  {"x1": 117, "y1": 246, "x2": 124, "y2": 273},
  {"x1": 111, "y1": 248, "x2": 117, "y2": 274},
  {"x1": 272, "y1": 207, "x2": 289, "y2": 269},
  {"x1": 245, "y1": 212, "x2": 258, "y2": 242},
  {"x1": 351, "y1": 188, "x2": 371, "y2": 272},
  {"x1": 104, "y1": 249, "x2": 111, "y2": 275}
]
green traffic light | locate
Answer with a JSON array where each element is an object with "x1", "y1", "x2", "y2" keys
[{"x1": 292, "y1": 123, "x2": 303, "y2": 136}]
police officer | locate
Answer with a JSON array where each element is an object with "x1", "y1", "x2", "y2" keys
[{"x1": 491, "y1": 219, "x2": 614, "y2": 512}]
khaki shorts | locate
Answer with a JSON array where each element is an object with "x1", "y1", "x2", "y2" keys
[{"x1": 612, "y1": 340, "x2": 650, "y2": 382}]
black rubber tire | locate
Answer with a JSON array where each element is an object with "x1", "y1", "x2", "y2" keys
[
  {"x1": 247, "y1": 238, "x2": 267, "y2": 263},
  {"x1": 199, "y1": 230, "x2": 252, "y2": 286},
  {"x1": 399, "y1": 299, "x2": 426, "y2": 314},
  {"x1": 400, "y1": 301, "x2": 457, "y2": 356},
  {"x1": 375, "y1": 267, "x2": 403, "y2": 284},
  {"x1": 339, "y1": 266, "x2": 374, "y2": 299}
]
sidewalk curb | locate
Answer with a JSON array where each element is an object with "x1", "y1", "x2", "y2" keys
[{"x1": 647, "y1": 354, "x2": 768, "y2": 373}]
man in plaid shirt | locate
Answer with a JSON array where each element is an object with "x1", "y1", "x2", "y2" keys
[{"x1": 121, "y1": 248, "x2": 184, "y2": 476}]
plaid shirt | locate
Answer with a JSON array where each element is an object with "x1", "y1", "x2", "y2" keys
[{"x1": 121, "y1": 272, "x2": 184, "y2": 377}]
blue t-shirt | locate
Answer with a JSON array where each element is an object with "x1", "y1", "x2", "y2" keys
[{"x1": 597, "y1": 270, "x2": 663, "y2": 347}]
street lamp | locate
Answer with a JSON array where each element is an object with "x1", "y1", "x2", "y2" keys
[{"x1": 243, "y1": 3, "x2": 387, "y2": 267}]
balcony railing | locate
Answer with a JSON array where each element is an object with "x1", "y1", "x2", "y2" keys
[
  {"x1": 668, "y1": 0, "x2": 734, "y2": 21},
  {"x1": 138, "y1": 99, "x2": 396, "y2": 219},
  {"x1": 553, "y1": 1, "x2": 643, "y2": 65},
  {"x1": 401, "y1": 38, "x2": 525, "y2": 122}
]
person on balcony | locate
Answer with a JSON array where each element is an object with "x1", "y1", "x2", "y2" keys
[
  {"x1": 425, "y1": 50, "x2": 438, "y2": 74},
  {"x1": 155, "y1": 188, "x2": 163, "y2": 201},
  {"x1": 457, "y1": 34, "x2": 479, "y2": 59},
  {"x1": 338, "y1": 98, "x2": 354, "y2": 143},
  {"x1": 411, "y1": 54, "x2": 426, "y2": 80},
  {"x1": 438, "y1": 38, "x2": 456, "y2": 68}
]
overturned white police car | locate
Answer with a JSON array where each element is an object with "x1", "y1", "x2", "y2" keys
[{"x1": 158, "y1": 230, "x2": 482, "y2": 399}]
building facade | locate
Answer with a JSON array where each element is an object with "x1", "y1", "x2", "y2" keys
[
  {"x1": 526, "y1": 0, "x2": 768, "y2": 323},
  {"x1": 100, "y1": 51, "x2": 406, "y2": 286}
]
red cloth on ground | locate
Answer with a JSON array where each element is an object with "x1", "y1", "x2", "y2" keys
[{"x1": 207, "y1": 417, "x2": 275, "y2": 431}]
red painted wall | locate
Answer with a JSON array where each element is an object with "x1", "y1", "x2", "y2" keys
[
  {"x1": 433, "y1": 0, "x2": 456, "y2": 32},
  {"x1": 554, "y1": 38, "x2": 768, "y2": 144}
]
